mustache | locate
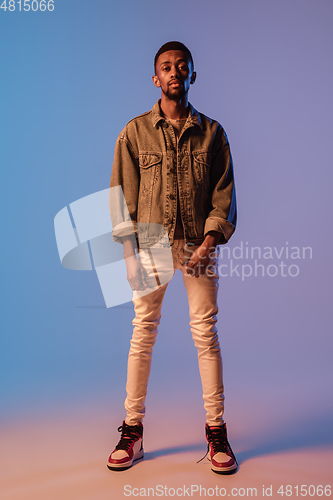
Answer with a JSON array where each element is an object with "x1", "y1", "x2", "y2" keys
[{"x1": 168, "y1": 79, "x2": 183, "y2": 86}]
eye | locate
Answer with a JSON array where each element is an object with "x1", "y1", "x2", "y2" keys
[{"x1": 162, "y1": 66, "x2": 170, "y2": 72}]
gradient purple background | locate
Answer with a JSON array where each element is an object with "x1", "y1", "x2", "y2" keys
[{"x1": 1, "y1": 0, "x2": 332, "y2": 496}]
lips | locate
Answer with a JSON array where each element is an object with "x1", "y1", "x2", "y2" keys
[{"x1": 169, "y1": 80, "x2": 182, "y2": 87}]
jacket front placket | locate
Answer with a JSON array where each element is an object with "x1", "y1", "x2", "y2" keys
[
  {"x1": 176, "y1": 119, "x2": 198, "y2": 240},
  {"x1": 163, "y1": 118, "x2": 199, "y2": 243},
  {"x1": 160, "y1": 121, "x2": 179, "y2": 243}
]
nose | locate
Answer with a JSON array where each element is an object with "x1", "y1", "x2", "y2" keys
[{"x1": 170, "y1": 64, "x2": 180, "y2": 79}]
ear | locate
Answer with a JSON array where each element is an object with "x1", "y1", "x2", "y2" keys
[
  {"x1": 190, "y1": 71, "x2": 197, "y2": 85},
  {"x1": 152, "y1": 75, "x2": 161, "y2": 88}
]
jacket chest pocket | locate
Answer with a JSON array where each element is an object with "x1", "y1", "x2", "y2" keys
[
  {"x1": 192, "y1": 151, "x2": 211, "y2": 186},
  {"x1": 139, "y1": 153, "x2": 162, "y2": 192}
]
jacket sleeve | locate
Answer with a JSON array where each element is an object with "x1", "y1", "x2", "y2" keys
[
  {"x1": 204, "y1": 127, "x2": 237, "y2": 245},
  {"x1": 109, "y1": 132, "x2": 139, "y2": 244}
]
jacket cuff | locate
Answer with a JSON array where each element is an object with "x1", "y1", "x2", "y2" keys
[
  {"x1": 204, "y1": 217, "x2": 235, "y2": 245},
  {"x1": 112, "y1": 221, "x2": 136, "y2": 243}
]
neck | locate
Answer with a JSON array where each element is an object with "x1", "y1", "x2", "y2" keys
[{"x1": 159, "y1": 95, "x2": 189, "y2": 120}]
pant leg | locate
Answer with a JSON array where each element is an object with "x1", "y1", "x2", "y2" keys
[
  {"x1": 125, "y1": 283, "x2": 168, "y2": 425},
  {"x1": 124, "y1": 247, "x2": 174, "y2": 426},
  {"x1": 180, "y1": 245, "x2": 225, "y2": 426}
]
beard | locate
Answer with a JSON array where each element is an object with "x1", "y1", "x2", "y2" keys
[{"x1": 165, "y1": 83, "x2": 186, "y2": 101}]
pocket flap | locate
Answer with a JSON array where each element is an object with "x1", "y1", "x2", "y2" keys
[
  {"x1": 139, "y1": 153, "x2": 162, "y2": 169},
  {"x1": 193, "y1": 151, "x2": 211, "y2": 167}
]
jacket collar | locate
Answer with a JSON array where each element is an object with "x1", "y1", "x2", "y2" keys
[{"x1": 152, "y1": 100, "x2": 203, "y2": 129}]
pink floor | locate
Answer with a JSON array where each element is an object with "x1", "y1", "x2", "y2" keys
[{"x1": 1, "y1": 398, "x2": 332, "y2": 500}]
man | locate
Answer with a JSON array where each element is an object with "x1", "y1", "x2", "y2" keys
[{"x1": 108, "y1": 41, "x2": 237, "y2": 474}]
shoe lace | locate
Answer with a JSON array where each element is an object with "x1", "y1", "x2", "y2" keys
[
  {"x1": 197, "y1": 445, "x2": 209, "y2": 464},
  {"x1": 197, "y1": 427, "x2": 229, "y2": 464},
  {"x1": 115, "y1": 425, "x2": 140, "y2": 452}
]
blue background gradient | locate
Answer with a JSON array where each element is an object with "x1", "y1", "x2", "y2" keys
[{"x1": 1, "y1": 0, "x2": 332, "y2": 495}]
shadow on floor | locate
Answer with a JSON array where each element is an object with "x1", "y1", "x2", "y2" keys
[
  {"x1": 236, "y1": 411, "x2": 333, "y2": 464},
  {"x1": 144, "y1": 442, "x2": 205, "y2": 460},
  {"x1": 141, "y1": 412, "x2": 333, "y2": 466}
]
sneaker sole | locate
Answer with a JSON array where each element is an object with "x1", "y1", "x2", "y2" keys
[
  {"x1": 207, "y1": 455, "x2": 238, "y2": 475},
  {"x1": 210, "y1": 462, "x2": 238, "y2": 475},
  {"x1": 107, "y1": 450, "x2": 144, "y2": 471}
]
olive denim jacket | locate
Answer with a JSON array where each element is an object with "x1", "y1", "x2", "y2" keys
[{"x1": 110, "y1": 100, "x2": 236, "y2": 248}]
